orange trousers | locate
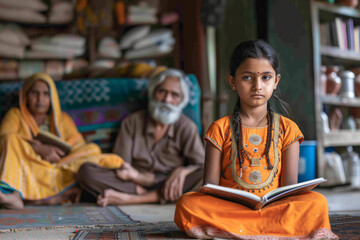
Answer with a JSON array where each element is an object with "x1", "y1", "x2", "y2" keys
[{"x1": 175, "y1": 191, "x2": 338, "y2": 239}]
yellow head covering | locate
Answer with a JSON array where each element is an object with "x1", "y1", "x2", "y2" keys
[{"x1": 19, "y1": 73, "x2": 62, "y2": 137}]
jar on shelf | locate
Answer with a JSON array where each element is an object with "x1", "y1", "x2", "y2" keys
[
  {"x1": 326, "y1": 65, "x2": 341, "y2": 96},
  {"x1": 339, "y1": 70, "x2": 355, "y2": 98},
  {"x1": 350, "y1": 67, "x2": 360, "y2": 97}
]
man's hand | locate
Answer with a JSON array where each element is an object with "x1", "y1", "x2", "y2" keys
[
  {"x1": 163, "y1": 167, "x2": 192, "y2": 202},
  {"x1": 116, "y1": 162, "x2": 139, "y2": 181},
  {"x1": 28, "y1": 139, "x2": 65, "y2": 163}
]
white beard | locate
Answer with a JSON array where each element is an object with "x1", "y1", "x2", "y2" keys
[{"x1": 149, "y1": 100, "x2": 183, "y2": 125}]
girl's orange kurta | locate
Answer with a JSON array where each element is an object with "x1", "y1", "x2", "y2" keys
[
  {"x1": 174, "y1": 114, "x2": 338, "y2": 239},
  {"x1": 0, "y1": 73, "x2": 123, "y2": 200}
]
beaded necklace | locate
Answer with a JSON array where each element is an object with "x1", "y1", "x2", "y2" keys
[{"x1": 237, "y1": 111, "x2": 274, "y2": 170}]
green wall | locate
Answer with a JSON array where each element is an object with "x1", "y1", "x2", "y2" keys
[
  {"x1": 268, "y1": 0, "x2": 315, "y2": 140},
  {"x1": 217, "y1": 0, "x2": 315, "y2": 139},
  {"x1": 217, "y1": 0, "x2": 257, "y2": 118}
]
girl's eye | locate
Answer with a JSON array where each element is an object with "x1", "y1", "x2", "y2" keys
[
  {"x1": 242, "y1": 76, "x2": 252, "y2": 81},
  {"x1": 262, "y1": 75, "x2": 272, "y2": 81}
]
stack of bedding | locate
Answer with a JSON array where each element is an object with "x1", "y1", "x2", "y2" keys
[
  {"x1": 126, "y1": 3, "x2": 158, "y2": 24},
  {"x1": 0, "y1": 0, "x2": 47, "y2": 24},
  {"x1": 119, "y1": 25, "x2": 175, "y2": 60},
  {"x1": 0, "y1": 24, "x2": 30, "y2": 59},
  {"x1": 48, "y1": 0, "x2": 74, "y2": 24},
  {"x1": 27, "y1": 34, "x2": 86, "y2": 59}
]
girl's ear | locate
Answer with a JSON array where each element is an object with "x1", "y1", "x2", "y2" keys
[
  {"x1": 227, "y1": 75, "x2": 235, "y2": 89},
  {"x1": 274, "y1": 74, "x2": 281, "y2": 89}
]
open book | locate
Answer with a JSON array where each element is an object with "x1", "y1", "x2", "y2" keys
[
  {"x1": 200, "y1": 178, "x2": 326, "y2": 210},
  {"x1": 35, "y1": 130, "x2": 72, "y2": 155}
]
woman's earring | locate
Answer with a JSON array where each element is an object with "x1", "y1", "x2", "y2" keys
[{"x1": 232, "y1": 87, "x2": 236, "y2": 91}]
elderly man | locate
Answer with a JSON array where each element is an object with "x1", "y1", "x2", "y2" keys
[{"x1": 77, "y1": 69, "x2": 205, "y2": 206}]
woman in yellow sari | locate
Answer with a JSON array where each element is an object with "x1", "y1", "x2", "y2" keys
[{"x1": 0, "y1": 73, "x2": 123, "y2": 208}]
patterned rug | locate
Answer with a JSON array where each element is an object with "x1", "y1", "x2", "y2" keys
[
  {"x1": 329, "y1": 213, "x2": 360, "y2": 240},
  {"x1": 0, "y1": 204, "x2": 136, "y2": 232},
  {"x1": 70, "y1": 222, "x2": 190, "y2": 240},
  {"x1": 69, "y1": 213, "x2": 360, "y2": 240}
]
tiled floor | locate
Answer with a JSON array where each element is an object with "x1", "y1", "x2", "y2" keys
[{"x1": 315, "y1": 187, "x2": 360, "y2": 212}]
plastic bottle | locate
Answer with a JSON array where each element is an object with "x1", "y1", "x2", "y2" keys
[{"x1": 348, "y1": 146, "x2": 360, "y2": 188}]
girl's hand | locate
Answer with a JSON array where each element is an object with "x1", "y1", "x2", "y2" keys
[
  {"x1": 28, "y1": 139, "x2": 65, "y2": 163},
  {"x1": 116, "y1": 162, "x2": 139, "y2": 181}
]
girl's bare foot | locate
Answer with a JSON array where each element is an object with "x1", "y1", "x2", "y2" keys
[{"x1": 0, "y1": 191, "x2": 24, "y2": 209}]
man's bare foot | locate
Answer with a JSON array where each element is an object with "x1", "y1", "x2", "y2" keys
[
  {"x1": 97, "y1": 189, "x2": 134, "y2": 207},
  {"x1": 0, "y1": 191, "x2": 24, "y2": 209},
  {"x1": 97, "y1": 189, "x2": 159, "y2": 207}
]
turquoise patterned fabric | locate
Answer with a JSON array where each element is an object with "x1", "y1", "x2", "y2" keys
[{"x1": 0, "y1": 75, "x2": 201, "y2": 152}]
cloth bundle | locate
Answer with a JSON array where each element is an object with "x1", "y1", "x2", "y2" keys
[
  {"x1": 0, "y1": 24, "x2": 30, "y2": 59},
  {"x1": 126, "y1": 3, "x2": 158, "y2": 24},
  {"x1": 48, "y1": 1, "x2": 74, "y2": 24},
  {"x1": 119, "y1": 25, "x2": 175, "y2": 60},
  {"x1": 28, "y1": 34, "x2": 86, "y2": 59},
  {"x1": 97, "y1": 37, "x2": 121, "y2": 59},
  {"x1": 0, "y1": 0, "x2": 47, "y2": 24}
]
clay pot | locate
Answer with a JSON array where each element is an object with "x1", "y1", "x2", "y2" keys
[
  {"x1": 337, "y1": 0, "x2": 359, "y2": 8},
  {"x1": 326, "y1": 66, "x2": 341, "y2": 96}
]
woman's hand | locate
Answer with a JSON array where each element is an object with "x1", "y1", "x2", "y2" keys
[
  {"x1": 116, "y1": 162, "x2": 139, "y2": 181},
  {"x1": 28, "y1": 139, "x2": 65, "y2": 163}
]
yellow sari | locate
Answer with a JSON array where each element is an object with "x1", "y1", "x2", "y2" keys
[{"x1": 0, "y1": 73, "x2": 123, "y2": 200}]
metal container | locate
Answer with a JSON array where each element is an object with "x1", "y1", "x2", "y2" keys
[{"x1": 339, "y1": 70, "x2": 355, "y2": 98}]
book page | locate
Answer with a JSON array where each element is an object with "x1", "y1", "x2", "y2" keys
[
  {"x1": 200, "y1": 184, "x2": 262, "y2": 209},
  {"x1": 262, "y1": 178, "x2": 326, "y2": 201}
]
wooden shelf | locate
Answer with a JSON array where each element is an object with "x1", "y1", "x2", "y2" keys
[
  {"x1": 322, "y1": 95, "x2": 360, "y2": 107},
  {"x1": 315, "y1": 1, "x2": 360, "y2": 18},
  {"x1": 320, "y1": 46, "x2": 360, "y2": 64},
  {"x1": 323, "y1": 130, "x2": 360, "y2": 147},
  {"x1": 311, "y1": 0, "x2": 360, "y2": 181}
]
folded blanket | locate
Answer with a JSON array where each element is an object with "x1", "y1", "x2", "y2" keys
[
  {"x1": 0, "y1": 0, "x2": 48, "y2": 11},
  {"x1": 0, "y1": 7, "x2": 46, "y2": 23},
  {"x1": 50, "y1": 34, "x2": 86, "y2": 48},
  {"x1": 125, "y1": 43, "x2": 173, "y2": 59},
  {"x1": 98, "y1": 37, "x2": 121, "y2": 58},
  {"x1": 119, "y1": 25, "x2": 151, "y2": 49},
  {"x1": 0, "y1": 24, "x2": 29, "y2": 46},
  {"x1": 133, "y1": 28, "x2": 173, "y2": 49},
  {"x1": 31, "y1": 37, "x2": 85, "y2": 57},
  {"x1": 0, "y1": 41, "x2": 25, "y2": 58}
]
